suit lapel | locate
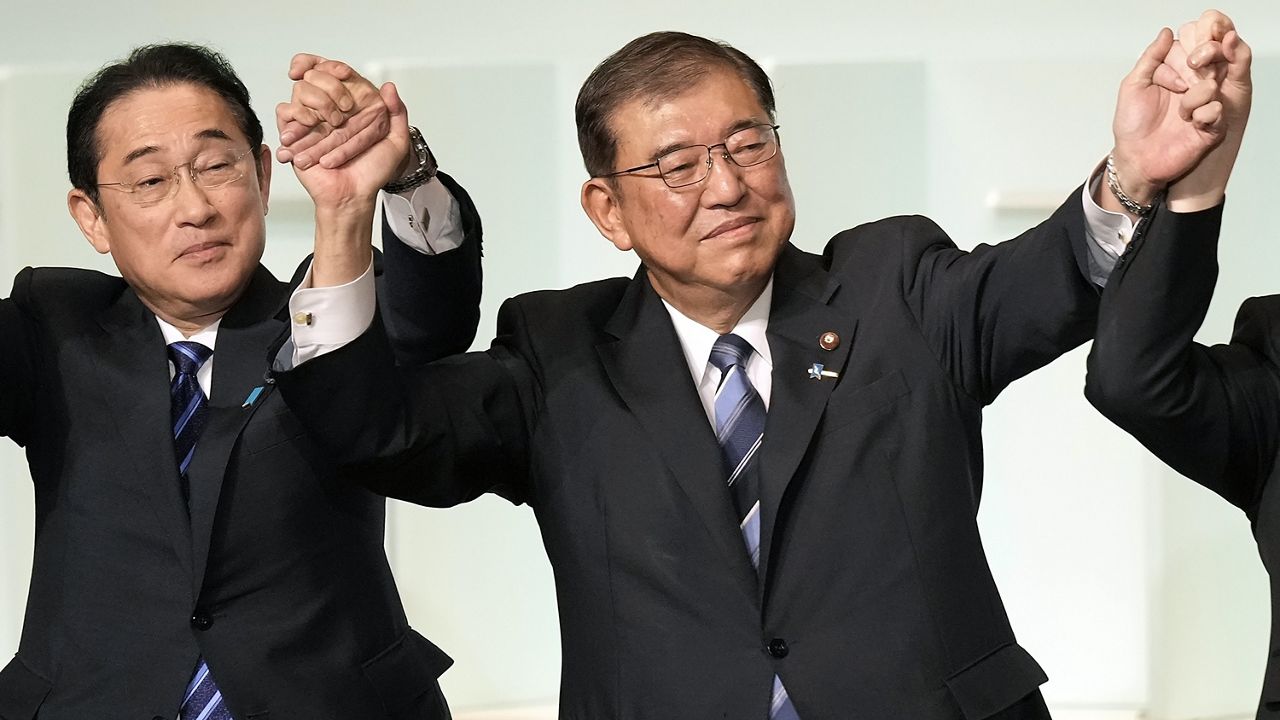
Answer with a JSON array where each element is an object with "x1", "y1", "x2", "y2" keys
[
  {"x1": 597, "y1": 271, "x2": 760, "y2": 598},
  {"x1": 757, "y1": 246, "x2": 854, "y2": 586},
  {"x1": 187, "y1": 265, "x2": 289, "y2": 598},
  {"x1": 88, "y1": 287, "x2": 195, "y2": 586}
]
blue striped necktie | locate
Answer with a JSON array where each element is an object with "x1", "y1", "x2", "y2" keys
[
  {"x1": 708, "y1": 334, "x2": 800, "y2": 720},
  {"x1": 169, "y1": 341, "x2": 212, "y2": 479},
  {"x1": 167, "y1": 341, "x2": 233, "y2": 720}
]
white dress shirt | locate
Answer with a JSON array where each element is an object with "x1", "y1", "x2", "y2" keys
[{"x1": 664, "y1": 279, "x2": 775, "y2": 424}]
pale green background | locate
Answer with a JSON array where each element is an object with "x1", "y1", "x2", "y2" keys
[{"x1": 1, "y1": 2, "x2": 1278, "y2": 718}]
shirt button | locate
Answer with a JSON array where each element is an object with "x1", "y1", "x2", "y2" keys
[{"x1": 767, "y1": 638, "x2": 789, "y2": 658}]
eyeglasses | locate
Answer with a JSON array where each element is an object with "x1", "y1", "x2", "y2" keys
[
  {"x1": 97, "y1": 146, "x2": 254, "y2": 206},
  {"x1": 600, "y1": 124, "x2": 781, "y2": 189}
]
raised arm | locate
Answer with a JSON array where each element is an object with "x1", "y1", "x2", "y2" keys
[
  {"x1": 1083, "y1": 205, "x2": 1276, "y2": 512},
  {"x1": 1086, "y1": 15, "x2": 1269, "y2": 511},
  {"x1": 902, "y1": 17, "x2": 1240, "y2": 404},
  {"x1": 276, "y1": 55, "x2": 482, "y2": 363}
]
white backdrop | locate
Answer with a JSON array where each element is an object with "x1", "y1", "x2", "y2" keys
[{"x1": 1, "y1": 2, "x2": 1278, "y2": 717}]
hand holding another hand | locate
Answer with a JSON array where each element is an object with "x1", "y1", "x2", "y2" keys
[
  {"x1": 275, "y1": 54, "x2": 413, "y2": 212},
  {"x1": 1165, "y1": 11, "x2": 1252, "y2": 211}
]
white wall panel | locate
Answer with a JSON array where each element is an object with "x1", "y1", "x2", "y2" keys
[
  {"x1": 1, "y1": 3, "x2": 1279, "y2": 715},
  {"x1": 772, "y1": 62, "x2": 929, "y2": 251}
]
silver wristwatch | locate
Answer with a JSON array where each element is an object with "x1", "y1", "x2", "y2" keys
[{"x1": 382, "y1": 126, "x2": 438, "y2": 194}]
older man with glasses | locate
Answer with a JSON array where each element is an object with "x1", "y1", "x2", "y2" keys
[
  {"x1": 279, "y1": 14, "x2": 1243, "y2": 719},
  {"x1": 0, "y1": 43, "x2": 483, "y2": 719}
]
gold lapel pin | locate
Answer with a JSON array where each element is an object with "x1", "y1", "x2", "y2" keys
[{"x1": 819, "y1": 331, "x2": 840, "y2": 351}]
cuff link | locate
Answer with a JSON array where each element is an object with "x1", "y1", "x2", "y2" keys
[{"x1": 293, "y1": 311, "x2": 314, "y2": 326}]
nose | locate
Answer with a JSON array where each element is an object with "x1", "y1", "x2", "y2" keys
[
  {"x1": 699, "y1": 147, "x2": 747, "y2": 208},
  {"x1": 171, "y1": 171, "x2": 217, "y2": 227}
]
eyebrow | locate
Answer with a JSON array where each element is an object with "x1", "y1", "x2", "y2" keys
[
  {"x1": 121, "y1": 128, "x2": 237, "y2": 166},
  {"x1": 649, "y1": 118, "x2": 767, "y2": 161}
]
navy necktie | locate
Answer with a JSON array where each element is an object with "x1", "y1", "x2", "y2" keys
[
  {"x1": 169, "y1": 340, "x2": 212, "y2": 479},
  {"x1": 167, "y1": 342, "x2": 233, "y2": 720},
  {"x1": 708, "y1": 334, "x2": 800, "y2": 720}
]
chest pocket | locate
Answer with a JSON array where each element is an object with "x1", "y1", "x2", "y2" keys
[
  {"x1": 819, "y1": 369, "x2": 910, "y2": 437},
  {"x1": 240, "y1": 397, "x2": 309, "y2": 456}
]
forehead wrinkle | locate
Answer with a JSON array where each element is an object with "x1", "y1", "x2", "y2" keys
[
  {"x1": 611, "y1": 69, "x2": 766, "y2": 165},
  {"x1": 120, "y1": 128, "x2": 236, "y2": 167},
  {"x1": 648, "y1": 116, "x2": 769, "y2": 161}
]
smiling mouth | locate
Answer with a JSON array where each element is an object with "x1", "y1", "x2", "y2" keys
[
  {"x1": 703, "y1": 218, "x2": 760, "y2": 241},
  {"x1": 177, "y1": 241, "x2": 230, "y2": 260}
]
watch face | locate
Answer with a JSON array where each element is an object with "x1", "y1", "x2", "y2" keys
[{"x1": 409, "y1": 127, "x2": 436, "y2": 176}]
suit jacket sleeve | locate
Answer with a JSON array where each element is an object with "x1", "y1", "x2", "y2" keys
[
  {"x1": 377, "y1": 171, "x2": 484, "y2": 365},
  {"x1": 1085, "y1": 201, "x2": 1280, "y2": 515},
  {"x1": 831, "y1": 188, "x2": 1100, "y2": 404},
  {"x1": 276, "y1": 294, "x2": 536, "y2": 507},
  {"x1": 0, "y1": 269, "x2": 41, "y2": 449}
]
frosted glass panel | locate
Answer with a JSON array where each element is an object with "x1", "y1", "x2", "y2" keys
[
  {"x1": 381, "y1": 63, "x2": 563, "y2": 343},
  {"x1": 772, "y1": 61, "x2": 928, "y2": 251},
  {"x1": 378, "y1": 63, "x2": 563, "y2": 711},
  {"x1": 0, "y1": 67, "x2": 109, "y2": 271}
]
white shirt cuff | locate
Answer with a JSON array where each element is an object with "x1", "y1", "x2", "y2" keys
[
  {"x1": 381, "y1": 178, "x2": 463, "y2": 255},
  {"x1": 288, "y1": 256, "x2": 376, "y2": 366},
  {"x1": 1082, "y1": 162, "x2": 1136, "y2": 257}
]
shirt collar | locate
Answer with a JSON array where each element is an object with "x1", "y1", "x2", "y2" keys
[
  {"x1": 155, "y1": 316, "x2": 221, "y2": 352},
  {"x1": 661, "y1": 276, "x2": 774, "y2": 386}
]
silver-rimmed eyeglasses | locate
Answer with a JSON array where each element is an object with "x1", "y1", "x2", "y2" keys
[
  {"x1": 97, "y1": 146, "x2": 254, "y2": 206},
  {"x1": 600, "y1": 124, "x2": 781, "y2": 189}
]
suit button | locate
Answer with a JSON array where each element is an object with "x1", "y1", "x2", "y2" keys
[
  {"x1": 191, "y1": 612, "x2": 213, "y2": 631},
  {"x1": 767, "y1": 638, "x2": 789, "y2": 658}
]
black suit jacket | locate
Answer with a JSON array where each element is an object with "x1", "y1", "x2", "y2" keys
[
  {"x1": 1083, "y1": 204, "x2": 1280, "y2": 717},
  {"x1": 0, "y1": 173, "x2": 482, "y2": 720},
  {"x1": 281, "y1": 191, "x2": 1217, "y2": 719}
]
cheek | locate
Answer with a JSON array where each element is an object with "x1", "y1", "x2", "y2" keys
[
  {"x1": 625, "y1": 195, "x2": 695, "y2": 250},
  {"x1": 649, "y1": 193, "x2": 703, "y2": 242},
  {"x1": 107, "y1": 224, "x2": 166, "y2": 273}
]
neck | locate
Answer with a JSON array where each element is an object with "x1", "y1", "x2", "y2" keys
[
  {"x1": 649, "y1": 272, "x2": 769, "y2": 335},
  {"x1": 141, "y1": 293, "x2": 238, "y2": 338},
  {"x1": 154, "y1": 307, "x2": 226, "y2": 337}
]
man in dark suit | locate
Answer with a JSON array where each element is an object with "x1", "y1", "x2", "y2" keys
[
  {"x1": 279, "y1": 22, "x2": 1237, "y2": 719},
  {"x1": 0, "y1": 44, "x2": 481, "y2": 719},
  {"x1": 1084, "y1": 25, "x2": 1277, "y2": 720}
]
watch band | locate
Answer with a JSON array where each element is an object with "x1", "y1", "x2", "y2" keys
[{"x1": 382, "y1": 125, "x2": 438, "y2": 194}]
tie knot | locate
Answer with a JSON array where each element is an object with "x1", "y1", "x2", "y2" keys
[
  {"x1": 709, "y1": 333, "x2": 754, "y2": 372},
  {"x1": 168, "y1": 341, "x2": 213, "y2": 376}
]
